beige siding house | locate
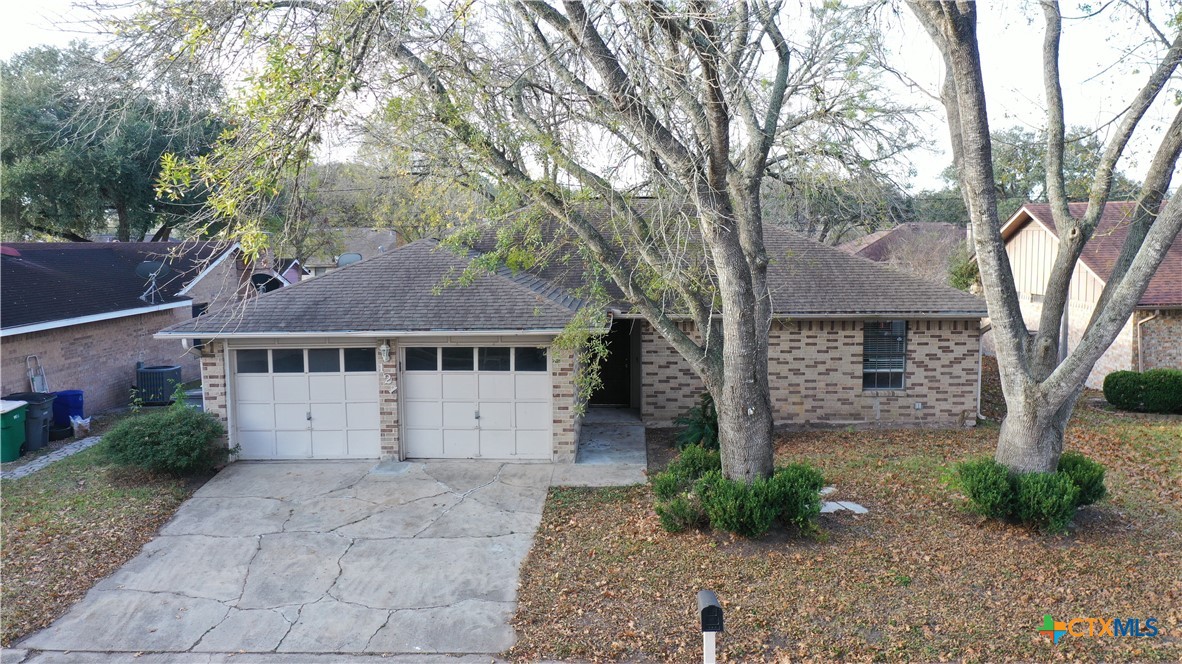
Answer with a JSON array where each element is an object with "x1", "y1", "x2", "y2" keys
[{"x1": 999, "y1": 202, "x2": 1182, "y2": 389}]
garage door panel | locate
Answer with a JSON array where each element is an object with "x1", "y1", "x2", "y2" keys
[
  {"x1": 310, "y1": 402, "x2": 346, "y2": 430},
  {"x1": 515, "y1": 402, "x2": 550, "y2": 430},
  {"x1": 347, "y1": 430, "x2": 380, "y2": 458},
  {"x1": 403, "y1": 373, "x2": 441, "y2": 399},
  {"x1": 275, "y1": 403, "x2": 309, "y2": 427},
  {"x1": 273, "y1": 376, "x2": 309, "y2": 402},
  {"x1": 441, "y1": 374, "x2": 478, "y2": 399},
  {"x1": 478, "y1": 374, "x2": 513, "y2": 397},
  {"x1": 344, "y1": 374, "x2": 378, "y2": 401},
  {"x1": 312, "y1": 430, "x2": 348, "y2": 458},
  {"x1": 515, "y1": 374, "x2": 550, "y2": 399},
  {"x1": 479, "y1": 430, "x2": 515, "y2": 458},
  {"x1": 478, "y1": 401, "x2": 511, "y2": 430},
  {"x1": 237, "y1": 403, "x2": 274, "y2": 431},
  {"x1": 515, "y1": 430, "x2": 551, "y2": 459},
  {"x1": 308, "y1": 374, "x2": 344, "y2": 396},
  {"x1": 235, "y1": 376, "x2": 273, "y2": 402},
  {"x1": 405, "y1": 401, "x2": 442, "y2": 429},
  {"x1": 442, "y1": 401, "x2": 477, "y2": 429},
  {"x1": 275, "y1": 431, "x2": 312, "y2": 458},
  {"x1": 346, "y1": 402, "x2": 379, "y2": 428},
  {"x1": 237, "y1": 430, "x2": 275, "y2": 459},
  {"x1": 405, "y1": 429, "x2": 442, "y2": 458},
  {"x1": 444, "y1": 429, "x2": 479, "y2": 458}
]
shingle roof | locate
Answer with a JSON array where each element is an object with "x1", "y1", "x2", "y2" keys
[
  {"x1": 838, "y1": 222, "x2": 964, "y2": 262},
  {"x1": 1009, "y1": 202, "x2": 1181, "y2": 308},
  {"x1": 161, "y1": 239, "x2": 583, "y2": 336},
  {"x1": 1, "y1": 241, "x2": 231, "y2": 330},
  {"x1": 470, "y1": 203, "x2": 986, "y2": 318}
]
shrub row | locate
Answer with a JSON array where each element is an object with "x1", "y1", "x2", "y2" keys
[
  {"x1": 1103, "y1": 369, "x2": 1182, "y2": 414},
  {"x1": 652, "y1": 445, "x2": 825, "y2": 537},
  {"x1": 105, "y1": 401, "x2": 232, "y2": 475},
  {"x1": 955, "y1": 452, "x2": 1107, "y2": 533}
]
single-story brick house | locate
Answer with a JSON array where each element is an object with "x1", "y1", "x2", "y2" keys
[
  {"x1": 998, "y1": 201, "x2": 1181, "y2": 388},
  {"x1": 158, "y1": 212, "x2": 987, "y2": 463},
  {"x1": 0, "y1": 241, "x2": 252, "y2": 412}
]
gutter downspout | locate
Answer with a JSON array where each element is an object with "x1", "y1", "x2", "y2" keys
[
  {"x1": 976, "y1": 331, "x2": 984, "y2": 421},
  {"x1": 1135, "y1": 311, "x2": 1159, "y2": 372}
]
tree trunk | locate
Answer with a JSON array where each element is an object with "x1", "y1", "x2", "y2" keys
[
  {"x1": 116, "y1": 203, "x2": 130, "y2": 242},
  {"x1": 995, "y1": 392, "x2": 1075, "y2": 473},
  {"x1": 714, "y1": 372, "x2": 775, "y2": 483}
]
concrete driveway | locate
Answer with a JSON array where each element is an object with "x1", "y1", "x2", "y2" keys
[{"x1": 18, "y1": 460, "x2": 555, "y2": 659}]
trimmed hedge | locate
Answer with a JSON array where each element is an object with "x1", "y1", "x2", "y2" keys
[
  {"x1": 651, "y1": 445, "x2": 824, "y2": 538},
  {"x1": 954, "y1": 452, "x2": 1108, "y2": 533},
  {"x1": 1103, "y1": 368, "x2": 1182, "y2": 413}
]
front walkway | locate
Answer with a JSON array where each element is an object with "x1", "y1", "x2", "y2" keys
[
  {"x1": 18, "y1": 461, "x2": 551, "y2": 659},
  {"x1": 574, "y1": 407, "x2": 647, "y2": 481}
]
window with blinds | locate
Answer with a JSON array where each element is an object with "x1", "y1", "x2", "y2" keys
[{"x1": 863, "y1": 321, "x2": 907, "y2": 390}]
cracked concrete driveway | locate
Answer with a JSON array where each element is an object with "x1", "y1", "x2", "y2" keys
[{"x1": 18, "y1": 460, "x2": 554, "y2": 659}]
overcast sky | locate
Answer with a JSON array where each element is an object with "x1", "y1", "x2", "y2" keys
[{"x1": 2, "y1": 1, "x2": 1176, "y2": 192}]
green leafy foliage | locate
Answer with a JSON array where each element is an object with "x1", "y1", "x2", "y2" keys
[
  {"x1": 948, "y1": 246, "x2": 980, "y2": 292},
  {"x1": 105, "y1": 402, "x2": 231, "y2": 476},
  {"x1": 768, "y1": 463, "x2": 826, "y2": 530},
  {"x1": 674, "y1": 392, "x2": 719, "y2": 450},
  {"x1": 654, "y1": 495, "x2": 706, "y2": 533},
  {"x1": 1013, "y1": 472, "x2": 1079, "y2": 534},
  {"x1": 1057, "y1": 451, "x2": 1107, "y2": 506},
  {"x1": 651, "y1": 444, "x2": 721, "y2": 500},
  {"x1": 954, "y1": 458, "x2": 1013, "y2": 518},
  {"x1": 693, "y1": 464, "x2": 827, "y2": 538},
  {"x1": 1104, "y1": 369, "x2": 1182, "y2": 413}
]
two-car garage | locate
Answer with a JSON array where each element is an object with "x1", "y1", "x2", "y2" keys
[{"x1": 228, "y1": 342, "x2": 552, "y2": 461}]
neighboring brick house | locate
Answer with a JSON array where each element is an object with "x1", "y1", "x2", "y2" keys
[
  {"x1": 0, "y1": 242, "x2": 243, "y2": 413},
  {"x1": 998, "y1": 202, "x2": 1182, "y2": 388},
  {"x1": 159, "y1": 207, "x2": 986, "y2": 465},
  {"x1": 300, "y1": 228, "x2": 401, "y2": 278}
]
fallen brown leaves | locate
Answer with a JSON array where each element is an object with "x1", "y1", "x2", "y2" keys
[
  {"x1": 509, "y1": 405, "x2": 1181, "y2": 662},
  {"x1": 1, "y1": 443, "x2": 207, "y2": 646}
]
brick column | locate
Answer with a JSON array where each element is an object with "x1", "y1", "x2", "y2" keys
[
  {"x1": 551, "y1": 347, "x2": 580, "y2": 463},
  {"x1": 378, "y1": 339, "x2": 401, "y2": 460},
  {"x1": 200, "y1": 341, "x2": 228, "y2": 425}
]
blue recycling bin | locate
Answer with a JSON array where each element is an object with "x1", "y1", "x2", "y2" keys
[{"x1": 52, "y1": 390, "x2": 85, "y2": 427}]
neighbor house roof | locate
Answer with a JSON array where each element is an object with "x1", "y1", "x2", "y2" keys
[
  {"x1": 159, "y1": 239, "x2": 584, "y2": 337},
  {"x1": 303, "y1": 228, "x2": 401, "y2": 268},
  {"x1": 838, "y1": 222, "x2": 964, "y2": 262},
  {"x1": 1, "y1": 241, "x2": 234, "y2": 337},
  {"x1": 1001, "y1": 201, "x2": 1181, "y2": 308}
]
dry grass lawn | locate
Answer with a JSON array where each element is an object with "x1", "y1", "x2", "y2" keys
[{"x1": 509, "y1": 373, "x2": 1181, "y2": 662}]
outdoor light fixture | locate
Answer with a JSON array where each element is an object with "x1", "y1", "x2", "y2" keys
[{"x1": 379, "y1": 342, "x2": 391, "y2": 363}]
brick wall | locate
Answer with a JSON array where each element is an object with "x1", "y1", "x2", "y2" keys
[
  {"x1": 1136, "y1": 309, "x2": 1182, "y2": 372},
  {"x1": 378, "y1": 340, "x2": 400, "y2": 459},
  {"x1": 551, "y1": 347, "x2": 581, "y2": 462},
  {"x1": 200, "y1": 341, "x2": 228, "y2": 424},
  {"x1": 1, "y1": 307, "x2": 199, "y2": 414},
  {"x1": 641, "y1": 319, "x2": 980, "y2": 428}
]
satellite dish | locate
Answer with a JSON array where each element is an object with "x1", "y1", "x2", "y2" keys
[
  {"x1": 337, "y1": 252, "x2": 363, "y2": 267},
  {"x1": 135, "y1": 261, "x2": 171, "y2": 279}
]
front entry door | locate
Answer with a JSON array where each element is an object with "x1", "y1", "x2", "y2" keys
[{"x1": 589, "y1": 320, "x2": 632, "y2": 406}]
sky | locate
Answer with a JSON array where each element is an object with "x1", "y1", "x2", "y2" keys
[{"x1": 2, "y1": 1, "x2": 1177, "y2": 192}]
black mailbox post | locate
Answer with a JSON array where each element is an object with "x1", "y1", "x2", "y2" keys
[{"x1": 698, "y1": 589, "x2": 724, "y2": 632}]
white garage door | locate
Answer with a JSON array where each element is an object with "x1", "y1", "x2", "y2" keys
[
  {"x1": 403, "y1": 345, "x2": 551, "y2": 459},
  {"x1": 233, "y1": 347, "x2": 380, "y2": 459}
]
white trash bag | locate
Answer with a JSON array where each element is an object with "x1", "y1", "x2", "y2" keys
[{"x1": 70, "y1": 415, "x2": 92, "y2": 438}]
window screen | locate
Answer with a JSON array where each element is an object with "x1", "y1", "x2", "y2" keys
[
  {"x1": 514, "y1": 347, "x2": 548, "y2": 372},
  {"x1": 344, "y1": 348, "x2": 377, "y2": 372},
  {"x1": 236, "y1": 349, "x2": 269, "y2": 373},
  {"x1": 272, "y1": 349, "x2": 305, "y2": 373},
  {"x1": 405, "y1": 347, "x2": 437, "y2": 371},
  {"x1": 441, "y1": 347, "x2": 475, "y2": 371},
  {"x1": 308, "y1": 348, "x2": 341, "y2": 372},
  {"x1": 862, "y1": 321, "x2": 907, "y2": 390}
]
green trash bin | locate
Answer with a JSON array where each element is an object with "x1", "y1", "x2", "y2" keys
[{"x1": 1, "y1": 400, "x2": 28, "y2": 462}]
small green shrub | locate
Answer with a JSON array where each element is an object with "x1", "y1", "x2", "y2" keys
[
  {"x1": 695, "y1": 470, "x2": 781, "y2": 537},
  {"x1": 1141, "y1": 368, "x2": 1182, "y2": 414},
  {"x1": 955, "y1": 458, "x2": 1013, "y2": 518},
  {"x1": 105, "y1": 403, "x2": 231, "y2": 475},
  {"x1": 1104, "y1": 370, "x2": 1144, "y2": 411},
  {"x1": 1057, "y1": 451, "x2": 1107, "y2": 506},
  {"x1": 654, "y1": 494, "x2": 706, "y2": 533},
  {"x1": 1013, "y1": 472, "x2": 1079, "y2": 533},
  {"x1": 674, "y1": 392, "x2": 719, "y2": 450},
  {"x1": 650, "y1": 443, "x2": 721, "y2": 501},
  {"x1": 767, "y1": 463, "x2": 825, "y2": 530},
  {"x1": 651, "y1": 469, "x2": 682, "y2": 501}
]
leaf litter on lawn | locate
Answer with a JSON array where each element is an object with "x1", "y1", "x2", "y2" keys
[{"x1": 508, "y1": 402, "x2": 1181, "y2": 662}]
